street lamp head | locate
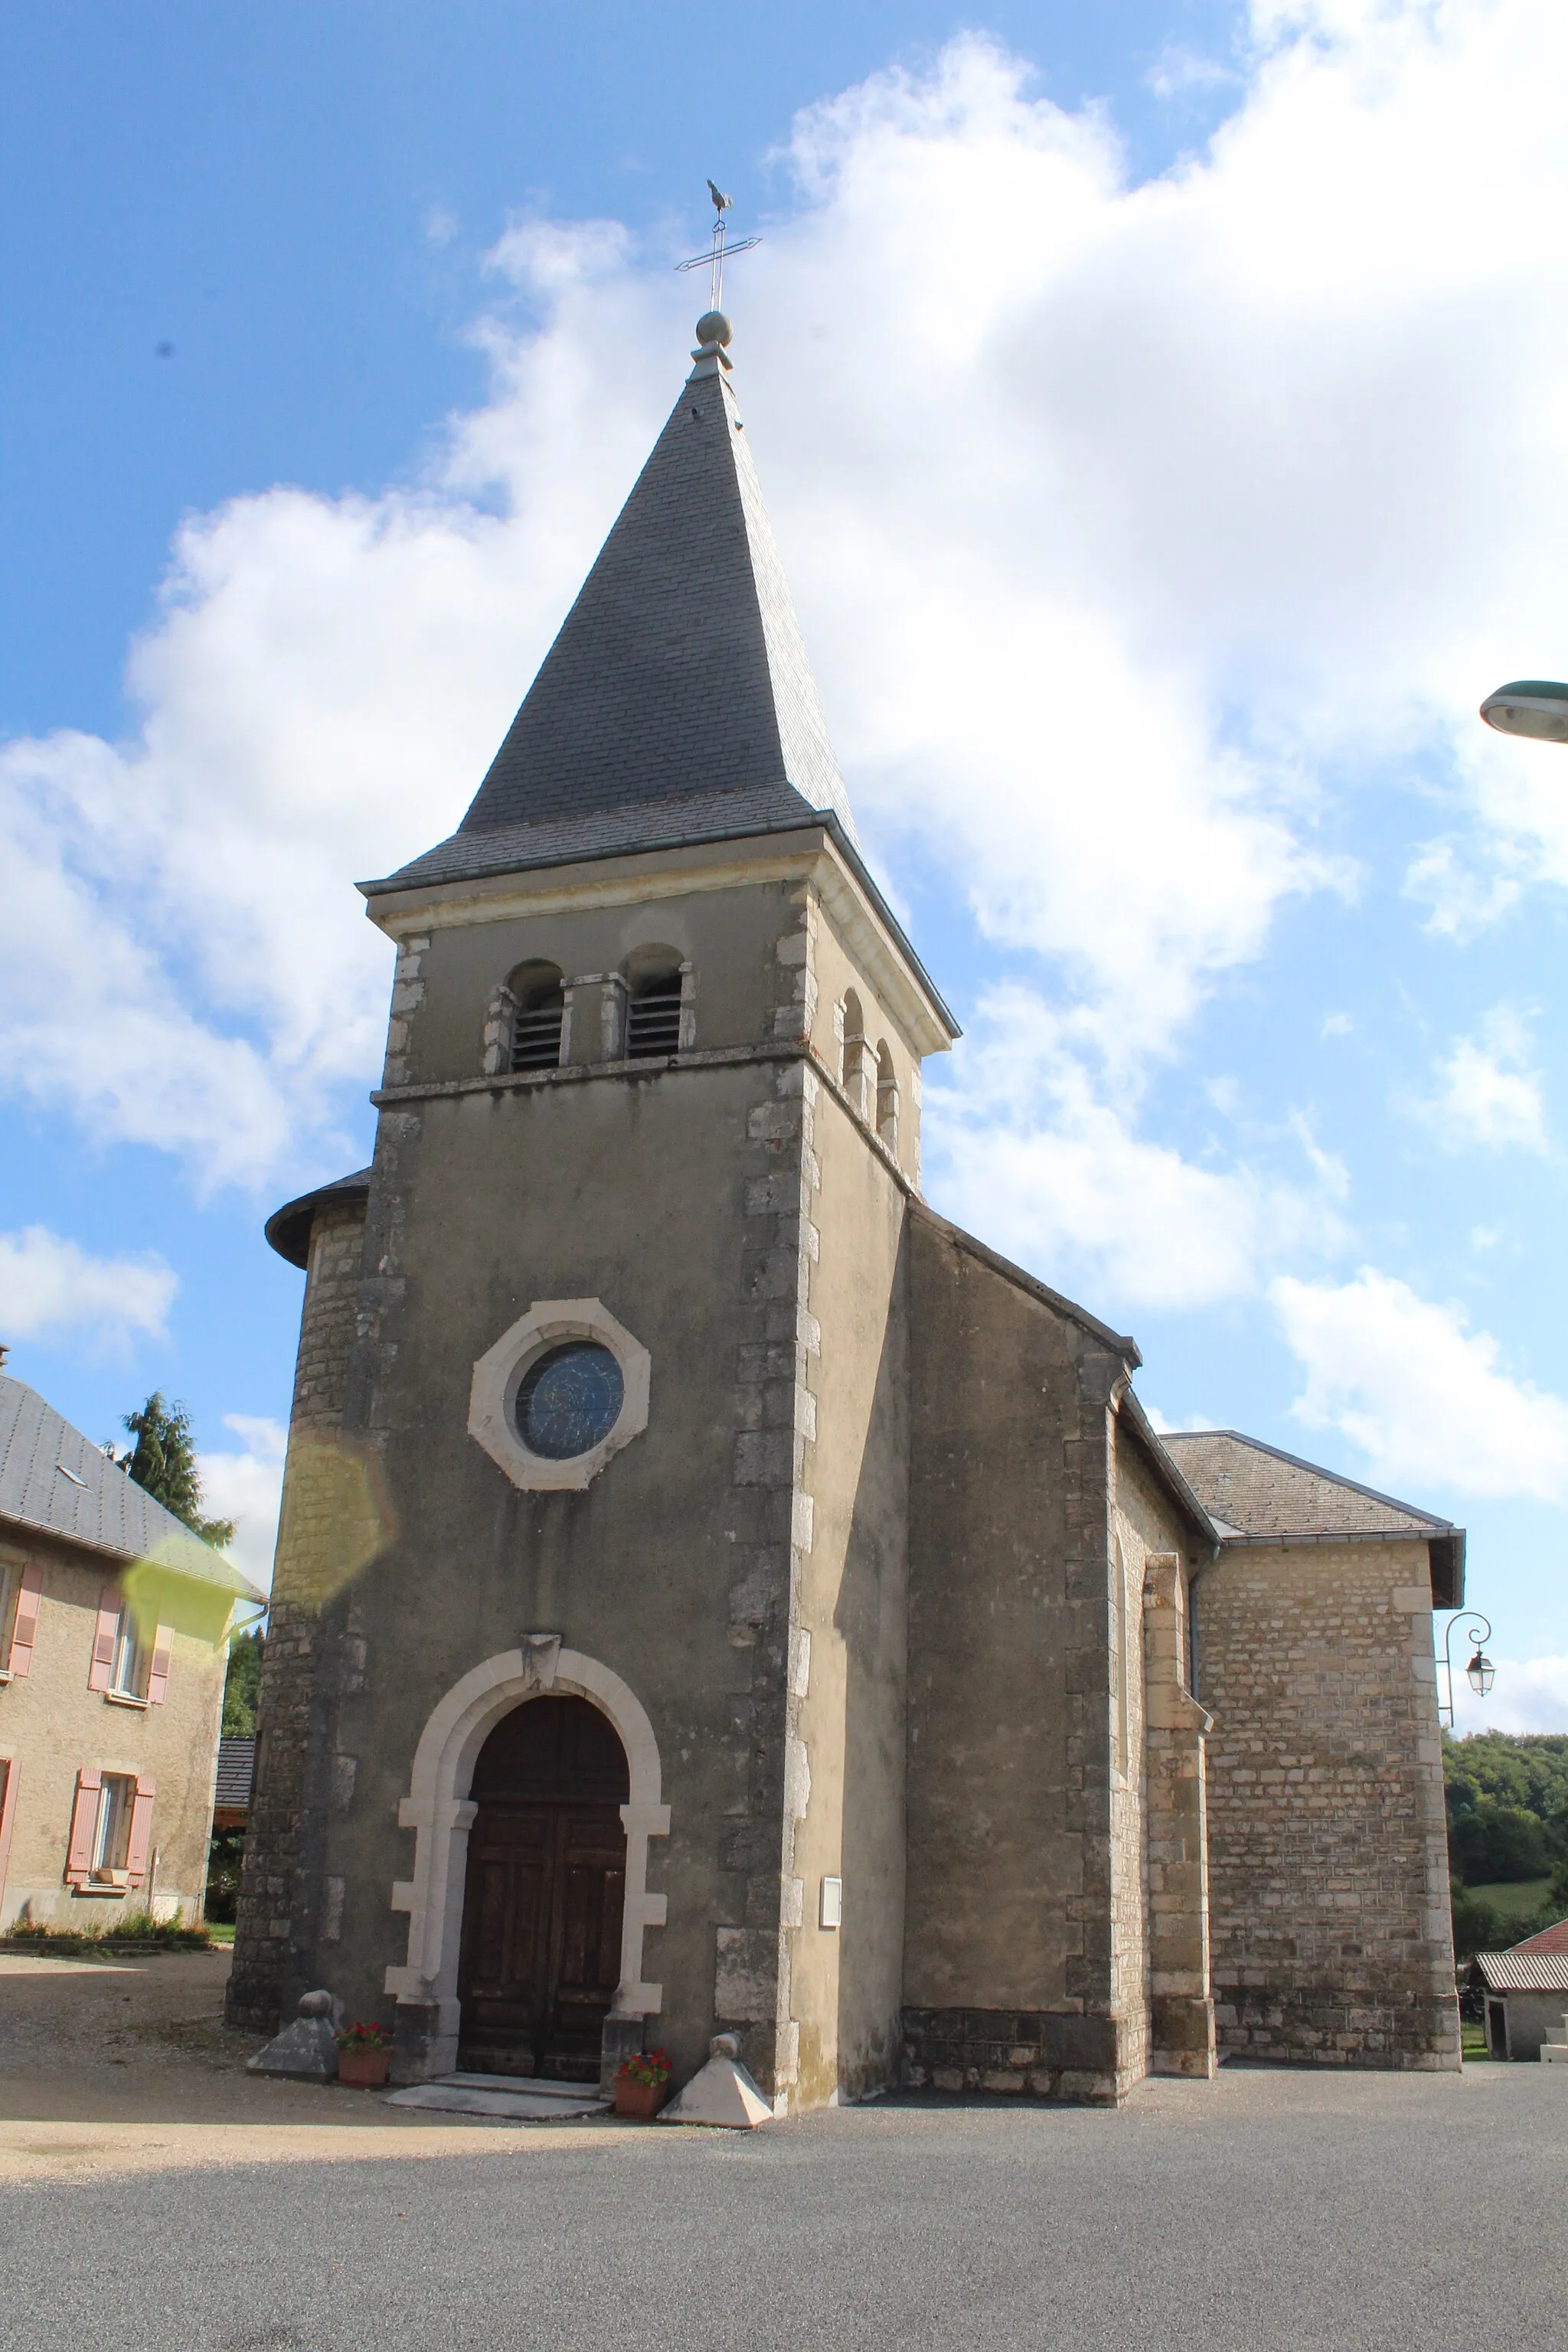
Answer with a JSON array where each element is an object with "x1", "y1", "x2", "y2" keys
[
  {"x1": 1480, "y1": 681, "x2": 1568, "y2": 743},
  {"x1": 1466, "y1": 1648, "x2": 1495, "y2": 1697}
]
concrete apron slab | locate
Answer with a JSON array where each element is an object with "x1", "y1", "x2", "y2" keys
[{"x1": 386, "y1": 2074, "x2": 610, "y2": 2121}]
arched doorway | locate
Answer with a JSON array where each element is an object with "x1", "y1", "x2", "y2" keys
[{"x1": 455, "y1": 1695, "x2": 629, "y2": 2080}]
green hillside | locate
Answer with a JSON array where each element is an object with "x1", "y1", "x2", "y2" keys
[{"x1": 1445, "y1": 1732, "x2": 1568, "y2": 1958}]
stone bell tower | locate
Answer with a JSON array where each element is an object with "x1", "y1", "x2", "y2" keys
[{"x1": 229, "y1": 306, "x2": 958, "y2": 2109}]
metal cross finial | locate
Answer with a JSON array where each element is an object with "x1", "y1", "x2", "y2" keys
[{"x1": 677, "y1": 180, "x2": 761, "y2": 310}]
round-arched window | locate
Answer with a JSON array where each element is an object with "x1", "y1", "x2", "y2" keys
[{"x1": 514, "y1": 1341, "x2": 626, "y2": 1460}]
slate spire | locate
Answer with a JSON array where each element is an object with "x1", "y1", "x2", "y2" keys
[{"x1": 374, "y1": 313, "x2": 855, "y2": 897}]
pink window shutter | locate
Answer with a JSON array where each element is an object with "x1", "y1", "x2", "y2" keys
[
  {"x1": 88, "y1": 1586, "x2": 119, "y2": 1692},
  {"x1": 6, "y1": 1563, "x2": 44, "y2": 1676},
  {"x1": 126, "y1": 1779, "x2": 157, "y2": 1887},
  {"x1": 0, "y1": 1758, "x2": 18, "y2": 1911},
  {"x1": 65, "y1": 1769, "x2": 101, "y2": 1885},
  {"x1": 146, "y1": 1626, "x2": 172, "y2": 1706}
]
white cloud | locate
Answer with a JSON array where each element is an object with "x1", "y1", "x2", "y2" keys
[
  {"x1": 1144, "y1": 1403, "x2": 1220, "y2": 1435},
  {"x1": 1273, "y1": 1266, "x2": 1568, "y2": 1501},
  {"x1": 926, "y1": 987, "x2": 1346, "y2": 1313},
  {"x1": 1408, "y1": 1004, "x2": 1547, "y2": 1153},
  {"x1": 0, "y1": 1226, "x2": 177, "y2": 1346},
  {"x1": 198, "y1": 1413, "x2": 287, "y2": 1596},
  {"x1": 1450, "y1": 1653, "x2": 1568, "y2": 1737},
  {"x1": 5, "y1": 4, "x2": 1568, "y2": 1206}
]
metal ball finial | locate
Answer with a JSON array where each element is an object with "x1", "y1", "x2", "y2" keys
[{"x1": 695, "y1": 309, "x2": 732, "y2": 349}]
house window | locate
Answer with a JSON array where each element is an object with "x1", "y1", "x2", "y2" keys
[
  {"x1": 624, "y1": 949, "x2": 686, "y2": 1058},
  {"x1": 91, "y1": 1773, "x2": 136, "y2": 1881},
  {"x1": 0, "y1": 1566, "x2": 16, "y2": 1661},
  {"x1": 508, "y1": 962, "x2": 566, "y2": 1072},
  {"x1": 110, "y1": 1610, "x2": 152, "y2": 1702},
  {"x1": 89, "y1": 1586, "x2": 170, "y2": 1705}
]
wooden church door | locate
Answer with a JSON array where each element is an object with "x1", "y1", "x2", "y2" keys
[{"x1": 456, "y1": 1695, "x2": 629, "y2": 2081}]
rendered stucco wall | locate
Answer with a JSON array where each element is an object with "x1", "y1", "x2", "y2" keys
[
  {"x1": 902, "y1": 1216, "x2": 1134, "y2": 2102},
  {"x1": 784, "y1": 1064, "x2": 910, "y2": 2108},
  {"x1": 1196, "y1": 1536, "x2": 1459, "y2": 2069}
]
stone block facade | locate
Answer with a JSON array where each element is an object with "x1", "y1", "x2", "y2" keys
[{"x1": 1195, "y1": 1538, "x2": 1458, "y2": 2070}]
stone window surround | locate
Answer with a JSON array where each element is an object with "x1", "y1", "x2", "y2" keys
[
  {"x1": 482, "y1": 958, "x2": 697, "y2": 1076},
  {"x1": 384, "y1": 1642, "x2": 671, "y2": 2073},
  {"x1": 468, "y1": 1298, "x2": 651, "y2": 1494}
]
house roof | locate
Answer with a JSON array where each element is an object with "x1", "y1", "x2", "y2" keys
[
  {"x1": 1472, "y1": 1950, "x2": 1568, "y2": 1992},
  {"x1": 0, "y1": 1375, "x2": 266, "y2": 1602},
  {"x1": 264, "y1": 1165, "x2": 374, "y2": 1270},
  {"x1": 1511, "y1": 1916, "x2": 1568, "y2": 1955},
  {"x1": 214, "y1": 1736, "x2": 256, "y2": 1810},
  {"x1": 1159, "y1": 1429, "x2": 1465, "y2": 1607},
  {"x1": 364, "y1": 322, "x2": 858, "y2": 899}
]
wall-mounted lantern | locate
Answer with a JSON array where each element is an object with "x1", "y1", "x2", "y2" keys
[{"x1": 1439, "y1": 1612, "x2": 1495, "y2": 1728}]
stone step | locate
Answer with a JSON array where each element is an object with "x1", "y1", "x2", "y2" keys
[{"x1": 386, "y1": 2073, "x2": 610, "y2": 2120}]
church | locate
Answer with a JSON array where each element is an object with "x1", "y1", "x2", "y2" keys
[{"x1": 228, "y1": 306, "x2": 1465, "y2": 2107}]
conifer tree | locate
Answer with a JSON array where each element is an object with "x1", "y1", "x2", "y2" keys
[{"x1": 111, "y1": 1392, "x2": 236, "y2": 1548}]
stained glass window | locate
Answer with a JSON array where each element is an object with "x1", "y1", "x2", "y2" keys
[{"x1": 514, "y1": 1341, "x2": 625, "y2": 1460}]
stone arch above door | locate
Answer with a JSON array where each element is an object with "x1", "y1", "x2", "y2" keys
[{"x1": 386, "y1": 1644, "x2": 670, "y2": 2074}]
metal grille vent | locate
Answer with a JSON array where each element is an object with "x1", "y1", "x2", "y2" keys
[
  {"x1": 511, "y1": 997, "x2": 564, "y2": 1072},
  {"x1": 626, "y1": 983, "x2": 683, "y2": 1059}
]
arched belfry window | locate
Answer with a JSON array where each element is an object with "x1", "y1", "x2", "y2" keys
[
  {"x1": 624, "y1": 948, "x2": 686, "y2": 1060},
  {"x1": 508, "y1": 962, "x2": 565, "y2": 1073},
  {"x1": 875, "y1": 1041, "x2": 900, "y2": 1153},
  {"x1": 840, "y1": 991, "x2": 869, "y2": 1119}
]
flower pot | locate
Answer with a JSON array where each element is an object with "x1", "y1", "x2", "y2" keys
[
  {"x1": 614, "y1": 2076, "x2": 668, "y2": 2119},
  {"x1": 337, "y1": 2044, "x2": 391, "y2": 2089}
]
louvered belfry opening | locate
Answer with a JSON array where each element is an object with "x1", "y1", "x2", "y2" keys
[
  {"x1": 626, "y1": 966, "x2": 683, "y2": 1059},
  {"x1": 509, "y1": 963, "x2": 565, "y2": 1073}
]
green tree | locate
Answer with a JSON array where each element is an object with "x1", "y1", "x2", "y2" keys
[
  {"x1": 109, "y1": 1392, "x2": 235, "y2": 1548},
  {"x1": 221, "y1": 1628, "x2": 264, "y2": 1737},
  {"x1": 1448, "y1": 1801, "x2": 1553, "y2": 1884}
]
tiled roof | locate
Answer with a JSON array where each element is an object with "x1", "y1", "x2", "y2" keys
[
  {"x1": 364, "y1": 335, "x2": 857, "y2": 895},
  {"x1": 1161, "y1": 1430, "x2": 1447, "y2": 1537},
  {"x1": 0, "y1": 1375, "x2": 266, "y2": 1602},
  {"x1": 1160, "y1": 1429, "x2": 1464, "y2": 1606},
  {"x1": 264, "y1": 1166, "x2": 374, "y2": 1269},
  {"x1": 368, "y1": 782, "x2": 828, "y2": 898},
  {"x1": 1511, "y1": 1917, "x2": 1568, "y2": 1955},
  {"x1": 1473, "y1": 1950, "x2": 1568, "y2": 1992},
  {"x1": 214, "y1": 1736, "x2": 256, "y2": 1810}
]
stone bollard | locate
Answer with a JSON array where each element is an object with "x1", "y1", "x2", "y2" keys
[{"x1": 247, "y1": 1988, "x2": 341, "y2": 2079}]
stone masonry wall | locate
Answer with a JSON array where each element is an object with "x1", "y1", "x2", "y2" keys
[
  {"x1": 1197, "y1": 1537, "x2": 1459, "y2": 2071},
  {"x1": 226, "y1": 1196, "x2": 368, "y2": 2030}
]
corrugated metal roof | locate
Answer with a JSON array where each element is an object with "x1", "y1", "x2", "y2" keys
[
  {"x1": 214, "y1": 1736, "x2": 256, "y2": 1809},
  {"x1": 0, "y1": 1375, "x2": 265, "y2": 1602},
  {"x1": 1473, "y1": 1951, "x2": 1568, "y2": 1991}
]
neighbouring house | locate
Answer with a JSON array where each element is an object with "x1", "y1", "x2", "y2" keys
[
  {"x1": 1473, "y1": 1921, "x2": 1568, "y2": 2060},
  {"x1": 1474, "y1": 1946, "x2": 1568, "y2": 2061},
  {"x1": 228, "y1": 305, "x2": 1467, "y2": 2106},
  {"x1": 0, "y1": 1374, "x2": 266, "y2": 1929}
]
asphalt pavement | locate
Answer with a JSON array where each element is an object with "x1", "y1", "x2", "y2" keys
[{"x1": 4, "y1": 2060, "x2": 1566, "y2": 2351}]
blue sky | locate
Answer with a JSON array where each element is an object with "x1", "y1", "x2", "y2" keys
[{"x1": 4, "y1": 0, "x2": 1567, "y2": 1728}]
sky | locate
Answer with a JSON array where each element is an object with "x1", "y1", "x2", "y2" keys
[{"x1": 3, "y1": 0, "x2": 1566, "y2": 1731}]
